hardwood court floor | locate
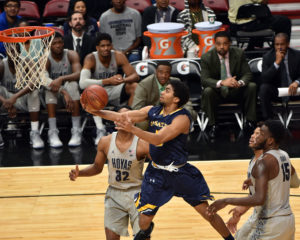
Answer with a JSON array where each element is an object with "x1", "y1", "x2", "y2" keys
[{"x1": 0, "y1": 159, "x2": 300, "y2": 240}]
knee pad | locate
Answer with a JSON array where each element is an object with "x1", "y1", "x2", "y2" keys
[{"x1": 133, "y1": 222, "x2": 154, "y2": 240}]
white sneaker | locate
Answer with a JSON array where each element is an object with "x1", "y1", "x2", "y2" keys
[
  {"x1": 95, "y1": 128, "x2": 106, "y2": 146},
  {"x1": 48, "y1": 129, "x2": 63, "y2": 148},
  {"x1": 30, "y1": 130, "x2": 44, "y2": 149},
  {"x1": 0, "y1": 132, "x2": 4, "y2": 148},
  {"x1": 68, "y1": 128, "x2": 82, "y2": 147}
]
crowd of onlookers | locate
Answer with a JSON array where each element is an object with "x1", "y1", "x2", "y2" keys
[{"x1": 0, "y1": 0, "x2": 299, "y2": 149}]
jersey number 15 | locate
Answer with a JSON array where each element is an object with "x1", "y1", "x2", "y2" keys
[{"x1": 281, "y1": 163, "x2": 290, "y2": 182}]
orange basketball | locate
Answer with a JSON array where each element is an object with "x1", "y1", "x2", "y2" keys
[{"x1": 80, "y1": 85, "x2": 108, "y2": 111}]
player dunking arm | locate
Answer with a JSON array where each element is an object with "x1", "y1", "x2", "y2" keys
[
  {"x1": 79, "y1": 33, "x2": 139, "y2": 145},
  {"x1": 69, "y1": 106, "x2": 149, "y2": 240},
  {"x1": 83, "y1": 80, "x2": 234, "y2": 240},
  {"x1": 226, "y1": 123, "x2": 299, "y2": 235},
  {"x1": 208, "y1": 120, "x2": 296, "y2": 240}
]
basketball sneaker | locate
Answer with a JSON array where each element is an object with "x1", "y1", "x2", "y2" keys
[
  {"x1": 30, "y1": 130, "x2": 44, "y2": 149},
  {"x1": 95, "y1": 128, "x2": 106, "y2": 146},
  {"x1": 48, "y1": 129, "x2": 63, "y2": 148},
  {"x1": 68, "y1": 128, "x2": 82, "y2": 147}
]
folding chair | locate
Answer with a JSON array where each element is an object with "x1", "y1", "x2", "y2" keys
[
  {"x1": 248, "y1": 57, "x2": 300, "y2": 128},
  {"x1": 234, "y1": 4, "x2": 274, "y2": 49},
  {"x1": 131, "y1": 60, "x2": 157, "y2": 81},
  {"x1": 42, "y1": 0, "x2": 70, "y2": 26},
  {"x1": 125, "y1": 0, "x2": 151, "y2": 13},
  {"x1": 19, "y1": 1, "x2": 40, "y2": 25}
]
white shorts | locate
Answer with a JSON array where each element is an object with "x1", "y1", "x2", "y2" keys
[
  {"x1": 235, "y1": 212, "x2": 295, "y2": 240},
  {"x1": 104, "y1": 185, "x2": 141, "y2": 236}
]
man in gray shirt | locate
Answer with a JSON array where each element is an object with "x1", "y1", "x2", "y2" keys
[{"x1": 99, "y1": 0, "x2": 142, "y2": 62}]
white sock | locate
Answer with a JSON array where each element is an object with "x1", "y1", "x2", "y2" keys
[
  {"x1": 72, "y1": 116, "x2": 81, "y2": 129},
  {"x1": 93, "y1": 116, "x2": 104, "y2": 130},
  {"x1": 48, "y1": 117, "x2": 57, "y2": 130},
  {"x1": 31, "y1": 121, "x2": 39, "y2": 131}
]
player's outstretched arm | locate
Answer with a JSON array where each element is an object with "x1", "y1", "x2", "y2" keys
[
  {"x1": 290, "y1": 164, "x2": 300, "y2": 188},
  {"x1": 115, "y1": 113, "x2": 190, "y2": 146},
  {"x1": 69, "y1": 137, "x2": 108, "y2": 181},
  {"x1": 207, "y1": 155, "x2": 274, "y2": 214}
]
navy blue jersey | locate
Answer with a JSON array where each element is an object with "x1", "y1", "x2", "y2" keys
[{"x1": 148, "y1": 105, "x2": 192, "y2": 166}]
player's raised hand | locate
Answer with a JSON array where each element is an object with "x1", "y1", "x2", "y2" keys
[
  {"x1": 115, "y1": 113, "x2": 133, "y2": 132},
  {"x1": 69, "y1": 165, "x2": 79, "y2": 181},
  {"x1": 226, "y1": 208, "x2": 241, "y2": 234}
]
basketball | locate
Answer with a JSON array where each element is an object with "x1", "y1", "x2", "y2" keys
[{"x1": 80, "y1": 85, "x2": 108, "y2": 111}]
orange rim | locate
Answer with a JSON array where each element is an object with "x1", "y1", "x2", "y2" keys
[{"x1": 0, "y1": 26, "x2": 55, "y2": 43}]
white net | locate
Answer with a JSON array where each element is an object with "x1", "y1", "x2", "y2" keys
[{"x1": 2, "y1": 27, "x2": 54, "y2": 90}]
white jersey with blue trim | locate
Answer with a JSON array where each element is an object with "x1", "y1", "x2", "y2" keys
[{"x1": 107, "y1": 132, "x2": 145, "y2": 190}]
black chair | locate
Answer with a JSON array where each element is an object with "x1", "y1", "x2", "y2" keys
[
  {"x1": 234, "y1": 4, "x2": 275, "y2": 50},
  {"x1": 248, "y1": 57, "x2": 300, "y2": 128},
  {"x1": 131, "y1": 60, "x2": 157, "y2": 81}
]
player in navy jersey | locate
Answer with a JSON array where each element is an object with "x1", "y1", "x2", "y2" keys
[{"x1": 82, "y1": 79, "x2": 234, "y2": 240}]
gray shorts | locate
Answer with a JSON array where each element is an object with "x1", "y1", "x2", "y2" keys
[
  {"x1": 104, "y1": 185, "x2": 140, "y2": 236},
  {"x1": 0, "y1": 86, "x2": 40, "y2": 112},
  {"x1": 236, "y1": 212, "x2": 295, "y2": 240},
  {"x1": 104, "y1": 83, "x2": 124, "y2": 106}
]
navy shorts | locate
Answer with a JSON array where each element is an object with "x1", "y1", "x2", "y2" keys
[{"x1": 134, "y1": 162, "x2": 214, "y2": 215}]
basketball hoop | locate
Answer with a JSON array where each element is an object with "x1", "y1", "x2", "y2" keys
[{"x1": 0, "y1": 26, "x2": 55, "y2": 90}]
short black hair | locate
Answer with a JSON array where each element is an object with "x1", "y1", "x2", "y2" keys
[
  {"x1": 156, "y1": 61, "x2": 172, "y2": 69},
  {"x1": 4, "y1": 0, "x2": 20, "y2": 8},
  {"x1": 214, "y1": 31, "x2": 231, "y2": 42},
  {"x1": 54, "y1": 31, "x2": 64, "y2": 40},
  {"x1": 275, "y1": 32, "x2": 290, "y2": 44},
  {"x1": 169, "y1": 80, "x2": 189, "y2": 107},
  {"x1": 263, "y1": 120, "x2": 286, "y2": 145},
  {"x1": 95, "y1": 32, "x2": 112, "y2": 46}
]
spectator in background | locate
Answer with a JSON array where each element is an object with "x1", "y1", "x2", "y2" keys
[
  {"x1": 64, "y1": 0, "x2": 98, "y2": 37},
  {"x1": 99, "y1": 0, "x2": 142, "y2": 63},
  {"x1": 132, "y1": 61, "x2": 197, "y2": 130},
  {"x1": 228, "y1": 0, "x2": 291, "y2": 50},
  {"x1": 142, "y1": 0, "x2": 179, "y2": 50},
  {"x1": 44, "y1": 32, "x2": 82, "y2": 148},
  {"x1": 67, "y1": 0, "x2": 111, "y2": 20},
  {"x1": 259, "y1": 33, "x2": 300, "y2": 120},
  {"x1": 79, "y1": 33, "x2": 139, "y2": 145},
  {"x1": 177, "y1": 0, "x2": 214, "y2": 57},
  {"x1": 0, "y1": 0, "x2": 22, "y2": 58},
  {"x1": 64, "y1": 11, "x2": 95, "y2": 65},
  {"x1": 200, "y1": 31, "x2": 256, "y2": 139}
]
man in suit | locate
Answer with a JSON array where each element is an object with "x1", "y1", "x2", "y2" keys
[
  {"x1": 201, "y1": 31, "x2": 256, "y2": 138},
  {"x1": 64, "y1": 11, "x2": 95, "y2": 65},
  {"x1": 132, "y1": 61, "x2": 197, "y2": 130},
  {"x1": 259, "y1": 33, "x2": 300, "y2": 120}
]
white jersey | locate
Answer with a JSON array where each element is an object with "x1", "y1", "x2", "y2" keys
[
  {"x1": 1, "y1": 58, "x2": 17, "y2": 93},
  {"x1": 107, "y1": 132, "x2": 145, "y2": 190},
  {"x1": 48, "y1": 49, "x2": 72, "y2": 79},
  {"x1": 249, "y1": 149, "x2": 292, "y2": 218}
]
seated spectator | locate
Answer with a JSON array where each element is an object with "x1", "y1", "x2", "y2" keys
[
  {"x1": 0, "y1": 0, "x2": 22, "y2": 58},
  {"x1": 64, "y1": 0, "x2": 99, "y2": 37},
  {"x1": 259, "y1": 33, "x2": 300, "y2": 120},
  {"x1": 0, "y1": 56, "x2": 43, "y2": 149},
  {"x1": 64, "y1": 11, "x2": 96, "y2": 65},
  {"x1": 79, "y1": 33, "x2": 139, "y2": 145},
  {"x1": 142, "y1": 0, "x2": 179, "y2": 50},
  {"x1": 67, "y1": 0, "x2": 111, "y2": 20},
  {"x1": 132, "y1": 61, "x2": 197, "y2": 130},
  {"x1": 99, "y1": 0, "x2": 142, "y2": 63},
  {"x1": 177, "y1": 0, "x2": 214, "y2": 57},
  {"x1": 228, "y1": 0, "x2": 291, "y2": 50},
  {"x1": 44, "y1": 32, "x2": 82, "y2": 148},
  {"x1": 200, "y1": 31, "x2": 256, "y2": 139}
]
